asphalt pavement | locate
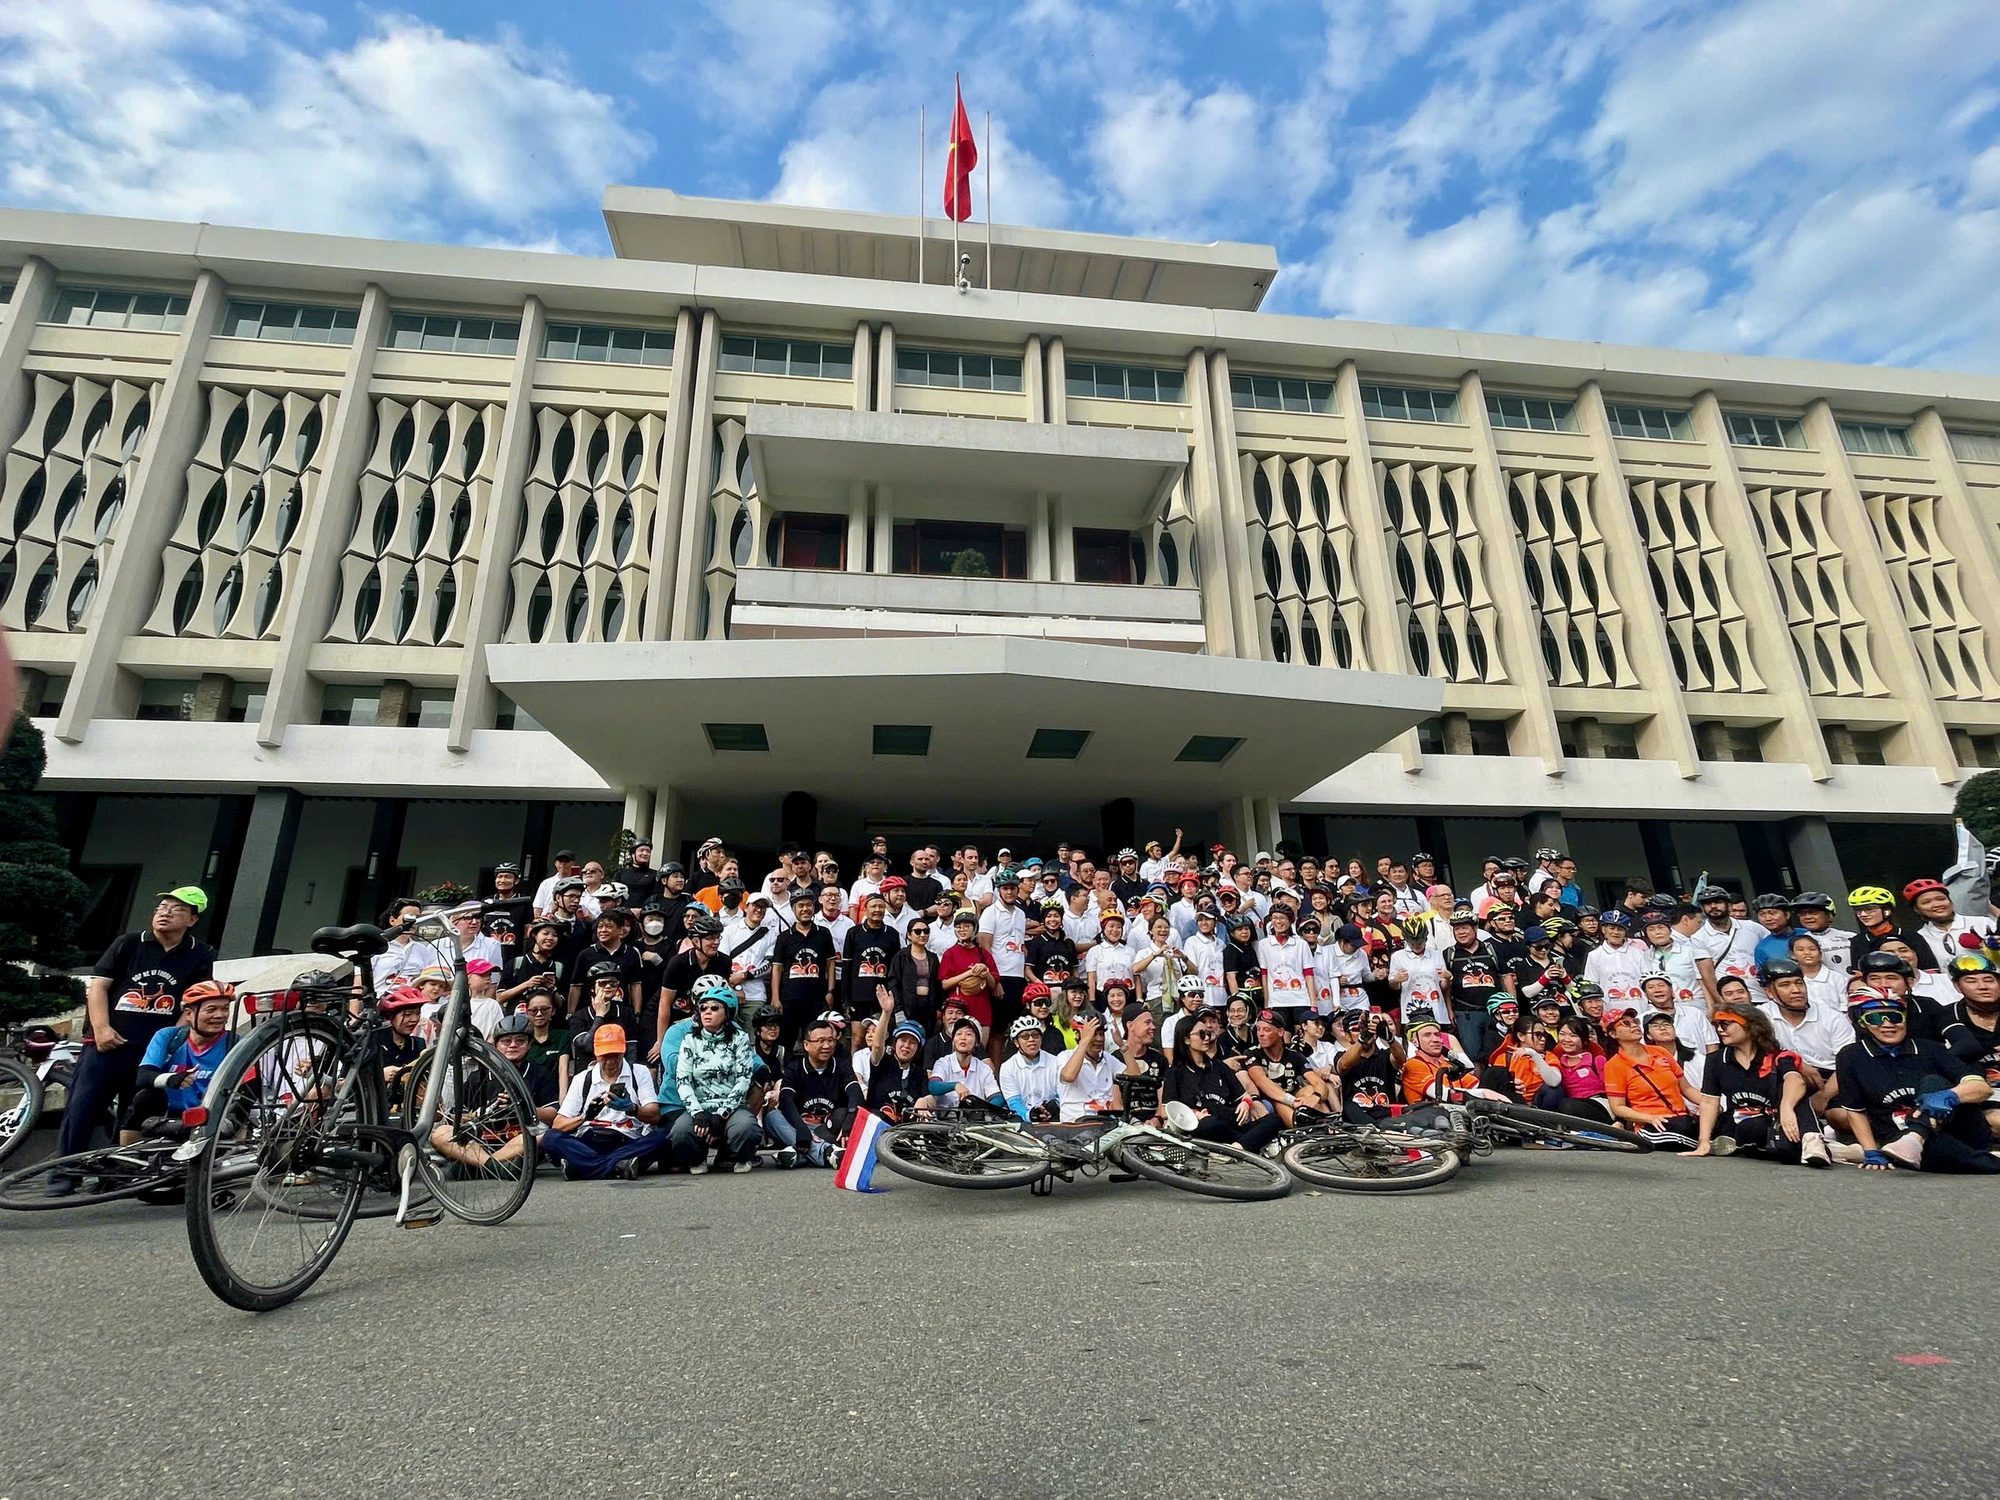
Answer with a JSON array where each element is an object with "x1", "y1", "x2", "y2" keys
[{"x1": 0, "y1": 1136, "x2": 1992, "y2": 1500}]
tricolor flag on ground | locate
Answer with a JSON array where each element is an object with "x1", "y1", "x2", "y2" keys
[{"x1": 835, "y1": 1107, "x2": 890, "y2": 1192}]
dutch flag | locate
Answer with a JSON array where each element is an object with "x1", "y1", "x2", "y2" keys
[{"x1": 835, "y1": 1107, "x2": 889, "y2": 1192}]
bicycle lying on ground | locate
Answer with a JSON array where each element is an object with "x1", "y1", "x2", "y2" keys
[
  {"x1": 0, "y1": 1125, "x2": 194, "y2": 1208},
  {"x1": 1277, "y1": 1094, "x2": 1650, "y2": 1192},
  {"x1": 875, "y1": 1099, "x2": 1292, "y2": 1200},
  {"x1": 179, "y1": 915, "x2": 537, "y2": 1311},
  {"x1": 0, "y1": 1024, "x2": 80, "y2": 1169}
]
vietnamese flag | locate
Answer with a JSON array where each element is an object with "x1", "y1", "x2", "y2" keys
[{"x1": 943, "y1": 76, "x2": 978, "y2": 223}]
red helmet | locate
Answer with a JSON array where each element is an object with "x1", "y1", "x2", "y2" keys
[
  {"x1": 1902, "y1": 878, "x2": 1947, "y2": 901},
  {"x1": 378, "y1": 984, "x2": 427, "y2": 1014}
]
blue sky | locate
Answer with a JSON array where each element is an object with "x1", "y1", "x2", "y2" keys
[{"x1": 3, "y1": 0, "x2": 1998, "y2": 369}]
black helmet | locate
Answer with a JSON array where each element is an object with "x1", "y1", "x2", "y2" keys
[
  {"x1": 1790, "y1": 890, "x2": 1835, "y2": 912},
  {"x1": 495, "y1": 1012, "x2": 533, "y2": 1038},
  {"x1": 660, "y1": 861, "x2": 686, "y2": 877},
  {"x1": 1757, "y1": 958, "x2": 1803, "y2": 985},
  {"x1": 688, "y1": 912, "x2": 723, "y2": 938},
  {"x1": 295, "y1": 968, "x2": 342, "y2": 990},
  {"x1": 1694, "y1": 883, "x2": 1731, "y2": 904},
  {"x1": 494, "y1": 861, "x2": 520, "y2": 876},
  {"x1": 753, "y1": 1005, "x2": 783, "y2": 1028},
  {"x1": 587, "y1": 960, "x2": 625, "y2": 985},
  {"x1": 1753, "y1": 892, "x2": 1791, "y2": 912},
  {"x1": 1858, "y1": 950, "x2": 1914, "y2": 978},
  {"x1": 640, "y1": 898, "x2": 669, "y2": 915},
  {"x1": 719, "y1": 875, "x2": 746, "y2": 894}
]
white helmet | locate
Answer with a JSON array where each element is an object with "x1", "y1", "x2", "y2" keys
[{"x1": 1008, "y1": 1014, "x2": 1045, "y2": 1039}]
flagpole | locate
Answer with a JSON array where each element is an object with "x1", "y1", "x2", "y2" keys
[
  {"x1": 951, "y1": 75, "x2": 960, "y2": 283},
  {"x1": 918, "y1": 106, "x2": 926, "y2": 286},
  {"x1": 984, "y1": 110, "x2": 993, "y2": 290}
]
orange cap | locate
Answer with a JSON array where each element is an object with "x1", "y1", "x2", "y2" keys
[{"x1": 592, "y1": 1023, "x2": 627, "y2": 1056}]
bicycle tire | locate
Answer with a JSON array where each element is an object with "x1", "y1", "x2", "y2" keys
[
  {"x1": 400, "y1": 1037, "x2": 537, "y2": 1226},
  {"x1": 1486, "y1": 1101, "x2": 1651, "y2": 1153},
  {"x1": 876, "y1": 1122, "x2": 1052, "y2": 1190},
  {"x1": 185, "y1": 1014, "x2": 380, "y2": 1312},
  {"x1": 1118, "y1": 1135, "x2": 1292, "y2": 1201},
  {"x1": 0, "y1": 1056, "x2": 44, "y2": 1167},
  {"x1": 1280, "y1": 1131, "x2": 1465, "y2": 1192},
  {"x1": 0, "y1": 1141, "x2": 178, "y2": 1210}
]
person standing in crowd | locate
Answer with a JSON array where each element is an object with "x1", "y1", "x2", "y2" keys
[
  {"x1": 1903, "y1": 877, "x2": 1996, "y2": 971},
  {"x1": 614, "y1": 840, "x2": 662, "y2": 908},
  {"x1": 50, "y1": 886, "x2": 215, "y2": 1188},
  {"x1": 1584, "y1": 911, "x2": 1648, "y2": 1017},
  {"x1": 1255, "y1": 904, "x2": 1314, "y2": 1026},
  {"x1": 532, "y1": 849, "x2": 580, "y2": 915},
  {"x1": 570, "y1": 909, "x2": 641, "y2": 1016},
  {"x1": 978, "y1": 869, "x2": 1031, "y2": 1042},
  {"x1": 1691, "y1": 883, "x2": 1764, "y2": 1006},
  {"x1": 843, "y1": 894, "x2": 902, "y2": 1018},
  {"x1": 1441, "y1": 909, "x2": 1502, "y2": 1062},
  {"x1": 1388, "y1": 916, "x2": 1448, "y2": 1028},
  {"x1": 771, "y1": 888, "x2": 837, "y2": 1046}
]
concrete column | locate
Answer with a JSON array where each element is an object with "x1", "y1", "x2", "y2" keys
[
  {"x1": 1251, "y1": 798, "x2": 1283, "y2": 859},
  {"x1": 845, "y1": 481, "x2": 868, "y2": 573},
  {"x1": 640, "y1": 306, "x2": 700, "y2": 639},
  {"x1": 519, "y1": 800, "x2": 555, "y2": 887},
  {"x1": 220, "y1": 787, "x2": 304, "y2": 958},
  {"x1": 1441, "y1": 711, "x2": 1474, "y2": 755},
  {"x1": 1460, "y1": 370, "x2": 1564, "y2": 777},
  {"x1": 1204, "y1": 351, "x2": 1263, "y2": 659},
  {"x1": 254, "y1": 283, "x2": 390, "y2": 749},
  {"x1": 874, "y1": 323, "x2": 897, "y2": 414},
  {"x1": 445, "y1": 295, "x2": 546, "y2": 750},
  {"x1": 1638, "y1": 820, "x2": 1682, "y2": 895},
  {"x1": 1913, "y1": 407, "x2": 2000, "y2": 671},
  {"x1": 1688, "y1": 391, "x2": 1832, "y2": 780},
  {"x1": 374, "y1": 678, "x2": 412, "y2": 728},
  {"x1": 1740, "y1": 822, "x2": 1791, "y2": 898},
  {"x1": 1050, "y1": 494, "x2": 1075, "y2": 583},
  {"x1": 1219, "y1": 797, "x2": 1255, "y2": 862},
  {"x1": 1046, "y1": 337, "x2": 1067, "y2": 425},
  {"x1": 1783, "y1": 815, "x2": 1849, "y2": 921},
  {"x1": 1028, "y1": 492, "x2": 1053, "y2": 581},
  {"x1": 1694, "y1": 720, "x2": 1733, "y2": 762},
  {"x1": 650, "y1": 784, "x2": 685, "y2": 869},
  {"x1": 671, "y1": 310, "x2": 722, "y2": 640},
  {"x1": 1822, "y1": 723, "x2": 1856, "y2": 764},
  {"x1": 198, "y1": 793, "x2": 254, "y2": 953},
  {"x1": 189, "y1": 672, "x2": 234, "y2": 723},
  {"x1": 0, "y1": 256, "x2": 55, "y2": 452},
  {"x1": 851, "y1": 322, "x2": 872, "y2": 414},
  {"x1": 1522, "y1": 810, "x2": 1568, "y2": 858},
  {"x1": 1571, "y1": 715, "x2": 1604, "y2": 759},
  {"x1": 358, "y1": 797, "x2": 409, "y2": 929},
  {"x1": 622, "y1": 786, "x2": 656, "y2": 842},
  {"x1": 17, "y1": 666, "x2": 47, "y2": 719},
  {"x1": 1951, "y1": 726, "x2": 1978, "y2": 768},
  {"x1": 1575, "y1": 381, "x2": 1701, "y2": 777},
  {"x1": 56, "y1": 269, "x2": 228, "y2": 744},
  {"x1": 782, "y1": 791, "x2": 819, "y2": 851},
  {"x1": 1801, "y1": 398, "x2": 1956, "y2": 783},
  {"x1": 1332, "y1": 360, "x2": 1425, "y2": 773},
  {"x1": 1182, "y1": 348, "x2": 1240, "y2": 656},
  {"x1": 872, "y1": 485, "x2": 894, "y2": 575},
  {"x1": 1024, "y1": 335, "x2": 1044, "y2": 424}
]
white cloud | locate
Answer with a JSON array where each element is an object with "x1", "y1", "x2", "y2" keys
[
  {"x1": 634, "y1": 0, "x2": 847, "y2": 136},
  {"x1": 0, "y1": 2, "x2": 649, "y2": 243}
]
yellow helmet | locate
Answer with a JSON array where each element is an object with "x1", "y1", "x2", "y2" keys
[
  {"x1": 1398, "y1": 914, "x2": 1433, "y2": 942},
  {"x1": 1847, "y1": 885, "x2": 1894, "y2": 909}
]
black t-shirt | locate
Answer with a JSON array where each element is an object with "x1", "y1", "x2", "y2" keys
[
  {"x1": 1222, "y1": 940, "x2": 1257, "y2": 990},
  {"x1": 482, "y1": 897, "x2": 534, "y2": 949},
  {"x1": 631, "y1": 937, "x2": 677, "y2": 999},
  {"x1": 551, "y1": 915, "x2": 596, "y2": 975},
  {"x1": 1444, "y1": 943, "x2": 1502, "y2": 1010},
  {"x1": 659, "y1": 950, "x2": 731, "y2": 1020},
  {"x1": 1702, "y1": 1045, "x2": 1799, "y2": 1119},
  {"x1": 1245, "y1": 1043, "x2": 1312, "y2": 1097},
  {"x1": 1506, "y1": 954, "x2": 1566, "y2": 1002},
  {"x1": 752, "y1": 1040, "x2": 787, "y2": 1086},
  {"x1": 865, "y1": 1051, "x2": 928, "y2": 1118},
  {"x1": 506, "y1": 952, "x2": 564, "y2": 1004},
  {"x1": 783, "y1": 1053, "x2": 862, "y2": 1126},
  {"x1": 903, "y1": 873, "x2": 946, "y2": 910},
  {"x1": 1112, "y1": 877, "x2": 1147, "y2": 904},
  {"x1": 574, "y1": 943, "x2": 641, "y2": 996},
  {"x1": 1339, "y1": 1037, "x2": 1398, "y2": 1104},
  {"x1": 568, "y1": 999, "x2": 641, "y2": 1063},
  {"x1": 1165, "y1": 1054, "x2": 1239, "y2": 1114},
  {"x1": 1118, "y1": 1044, "x2": 1168, "y2": 1116},
  {"x1": 1024, "y1": 932, "x2": 1077, "y2": 979},
  {"x1": 517, "y1": 1055, "x2": 563, "y2": 1109},
  {"x1": 773, "y1": 926, "x2": 838, "y2": 1015},
  {"x1": 94, "y1": 931, "x2": 217, "y2": 1039},
  {"x1": 1835, "y1": 1037, "x2": 1974, "y2": 1139},
  {"x1": 1940, "y1": 1003, "x2": 2000, "y2": 1086},
  {"x1": 615, "y1": 865, "x2": 663, "y2": 908},
  {"x1": 843, "y1": 924, "x2": 901, "y2": 1011}
]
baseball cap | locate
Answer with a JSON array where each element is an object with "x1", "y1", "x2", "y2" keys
[
  {"x1": 157, "y1": 885, "x2": 209, "y2": 914},
  {"x1": 464, "y1": 958, "x2": 498, "y2": 976},
  {"x1": 890, "y1": 1020, "x2": 925, "y2": 1045},
  {"x1": 1601, "y1": 1007, "x2": 1639, "y2": 1028},
  {"x1": 592, "y1": 1023, "x2": 627, "y2": 1056}
]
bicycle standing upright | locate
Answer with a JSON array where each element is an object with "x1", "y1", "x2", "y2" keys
[{"x1": 180, "y1": 910, "x2": 537, "y2": 1310}]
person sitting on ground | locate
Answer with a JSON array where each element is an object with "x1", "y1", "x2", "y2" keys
[
  {"x1": 1021, "y1": 982, "x2": 1070, "y2": 1056},
  {"x1": 1755, "y1": 957, "x2": 1853, "y2": 1119},
  {"x1": 118, "y1": 981, "x2": 235, "y2": 1143},
  {"x1": 777, "y1": 1016, "x2": 863, "y2": 1166},
  {"x1": 1218, "y1": 994, "x2": 1258, "y2": 1060},
  {"x1": 1000, "y1": 1014, "x2": 1063, "y2": 1121},
  {"x1": 542, "y1": 1023, "x2": 663, "y2": 1181},
  {"x1": 1400, "y1": 1018, "x2": 1481, "y2": 1104},
  {"x1": 865, "y1": 1015, "x2": 934, "y2": 1122},
  {"x1": 747, "y1": 1005, "x2": 788, "y2": 1148},
  {"x1": 1164, "y1": 1008, "x2": 1279, "y2": 1153},
  {"x1": 1242, "y1": 1008, "x2": 1333, "y2": 1126},
  {"x1": 1491, "y1": 1010, "x2": 1562, "y2": 1109},
  {"x1": 1939, "y1": 952, "x2": 2000, "y2": 1127},
  {"x1": 1055, "y1": 1008, "x2": 1122, "y2": 1121},
  {"x1": 1689, "y1": 1002, "x2": 1835, "y2": 1167},
  {"x1": 1550, "y1": 1018, "x2": 1613, "y2": 1122},
  {"x1": 930, "y1": 1016, "x2": 1003, "y2": 1108},
  {"x1": 672, "y1": 986, "x2": 763, "y2": 1175},
  {"x1": 1836, "y1": 989, "x2": 1999, "y2": 1173},
  {"x1": 492, "y1": 1012, "x2": 563, "y2": 1127},
  {"x1": 1116, "y1": 1008, "x2": 1169, "y2": 1123},
  {"x1": 372, "y1": 983, "x2": 427, "y2": 1111},
  {"x1": 1602, "y1": 1008, "x2": 1704, "y2": 1149},
  {"x1": 1335, "y1": 1008, "x2": 1404, "y2": 1122}
]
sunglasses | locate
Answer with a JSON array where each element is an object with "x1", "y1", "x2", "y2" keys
[
  {"x1": 698, "y1": 1002, "x2": 727, "y2": 1012},
  {"x1": 1859, "y1": 1009, "x2": 1907, "y2": 1026}
]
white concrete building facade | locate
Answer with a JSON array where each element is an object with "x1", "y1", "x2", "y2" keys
[{"x1": 4, "y1": 189, "x2": 1997, "y2": 953}]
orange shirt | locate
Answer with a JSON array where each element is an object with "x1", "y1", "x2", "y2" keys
[
  {"x1": 1504, "y1": 1050, "x2": 1545, "y2": 1103},
  {"x1": 1603, "y1": 1046, "x2": 1685, "y2": 1116},
  {"x1": 1401, "y1": 1053, "x2": 1477, "y2": 1104}
]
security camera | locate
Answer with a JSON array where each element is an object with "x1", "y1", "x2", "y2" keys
[{"x1": 957, "y1": 252, "x2": 972, "y2": 293}]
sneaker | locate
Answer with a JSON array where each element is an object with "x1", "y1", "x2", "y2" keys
[
  {"x1": 44, "y1": 1173, "x2": 78, "y2": 1199},
  {"x1": 732, "y1": 1158, "x2": 754, "y2": 1174},
  {"x1": 1828, "y1": 1140, "x2": 1867, "y2": 1164},
  {"x1": 1708, "y1": 1135, "x2": 1737, "y2": 1157},
  {"x1": 774, "y1": 1147, "x2": 798, "y2": 1170},
  {"x1": 1881, "y1": 1132, "x2": 1926, "y2": 1169},
  {"x1": 613, "y1": 1159, "x2": 641, "y2": 1182},
  {"x1": 558, "y1": 1159, "x2": 578, "y2": 1182},
  {"x1": 688, "y1": 1160, "x2": 709, "y2": 1176},
  {"x1": 1798, "y1": 1134, "x2": 1830, "y2": 1169}
]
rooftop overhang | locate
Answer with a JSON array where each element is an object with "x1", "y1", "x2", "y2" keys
[
  {"x1": 485, "y1": 637, "x2": 1440, "y2": 818},
  {"x1": 746, "y1": 406, "x2": 1186, "y2": 527},
  {"x1": 602, "y1": 187, "x2": 1278, "y2": 311}
]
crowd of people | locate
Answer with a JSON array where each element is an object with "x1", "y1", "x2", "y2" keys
[{"x1": 53, "y1": 830, "x2": 2000, "y2": 1187}]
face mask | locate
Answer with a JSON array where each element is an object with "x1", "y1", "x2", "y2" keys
[{"x1": 644, "y1": 919, "x2": 665, "y2": 936}]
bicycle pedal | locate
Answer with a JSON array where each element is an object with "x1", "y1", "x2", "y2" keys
[{"x1": 398, "y1": 1207, "x2": 444, "y2": 1229}]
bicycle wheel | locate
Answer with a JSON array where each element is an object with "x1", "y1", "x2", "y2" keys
[
  {"x1": 1487, "y1": 1102, "x2": 1651, "y2": 1153},
  {"x1": 1280, "y1": 1130, "x2": 1465, "y2": 1192},
  {"x1": 400, "y1": 1037, "x2": 536, "y2": 1225},
  {"x1": 876, "y1": 1122, "x2": 1052, "y2": 1189},
  {"x1": 1119, "y1": 1134, "x2": 1292, "y2": 1200},
  {"x1": 0, "y1": 1141, "x2": 177, "y2": 1209},
  {"x1": 0, "y1": 1056, "x2": 43, "y2": 1167},
  {"x1": 185, "y1": 1015, "x2": 380, "y2": 1312}
]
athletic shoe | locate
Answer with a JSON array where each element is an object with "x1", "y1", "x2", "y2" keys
[
  {"x1": 614, "y1": 1159, "x2": 641, "y2": 1181},
  {"x1": 1798, "y1": 1134, "x2": 1830, "y2": 1169},
  {"x1": 43, "y1": 1173, "x2": 78, "y2": 1198},
  {"x1": 558, "y1": 1159, "x2": 578, "y2": 1182},
  {"x1": 774, "y1": 1148, "x2": 798, "y2": 1170},
  {"x1": 688, "y1": 1160, "x2": 709, "y2": 1176},
  {"x1": 1708, "y1": 1136, "x2": 1737, "y2": 1157},
  {"x1": 732, "y1": 1158, "x2": 754, "y2": 1174},
  {"x1": 1881, "y1": 1132, "x2": 1925, "y2": 1169},
  {"x1": 1827, "y1": 1141, "x2": 1867, "y2": 1164}
]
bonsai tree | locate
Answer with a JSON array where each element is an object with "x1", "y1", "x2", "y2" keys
[
  {"x1": 946, "y1": 547, "x2": 993, "y2": 577},
  {"x1": 1957, "y1": 770, "x2": 2000, "y2": 851},
  {"x1": 0, "y1": 713, "x2": 88, "y2": 1024}
]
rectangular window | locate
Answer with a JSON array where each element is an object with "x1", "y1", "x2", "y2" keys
[
  {"x1": 1065, "y1": 360, "x2": 1187, "y2": 404},
  {"x1": 1468, "y1": 719, "x2": 1511, "y2": 756},
  {"x1": 704, "y1": 722, "x2": 770, "y2": 753},
  {"x1": 1026, "y1": 728, "x2": 1091, "y2": 760},
  {"x1": 1415, "y1": 717, "x2": 1446, "y2": 755},
  {"x1": 872, "y1": 725, "x2": 932, "y2": 757},
  {"x1": 32, "y1": 673, "x2": 68, "y2": 716},
  {"x1": 494, "y1": 693, "x2": 543, "y2": 732},
  {"x1": 1948, "y1": 430, "x2": 2000, "y2": 464},
  {"x1": 774, "y1": 512, "x2": 846, "y2": 570},
  {"x1": 1072, "y1": 528, "x2": 1135, "y2": 585},
  {"x1": 1175, "y1": 735, "x2": 1242, "y2": 764},
  {"x1": 1229, "y1": 372, "x2": 1337, "y2": 414},
  {"x1": 318, "y1": 684, "x2": 381, "y2": 727},
  {"x1": 1359, "y1": 384, "x2": 1460, "y2": 423},
  {"x1": 221, "y1": 299, "x2": 360, "y2": 345},
  {"x1": 895, "y1": 347, "x2": 1024, "y2": 392},
  {"x1": 892, "y1": 520, "x2": 1029, "y2": 579},
  {"x1": 49, "y1": 285, "x2": 191, "y2": 333},
  {"x1": 541, "y1": 321, "x2": 674, "y2": 367},
  {"x1": 384, "y1": 313, "x2": 520, "y2": 356},
  {"x1": 1485, "y1": 393, "x2": 1578, "y2": 432},
  {"x1": 402, "y1": 689, "x2": 453, "y2": 729},
  {"x1": 1837, "y1": 420, "x2": 1916, "y2": 458},
  {"x1": 1825, "y1": 725, "x2": 1888, "y2": 766},
  {"x1": 0, "y1": 281, "x2": 12, "y2": 304},
  {"x1": 1725, "y1": 412, "x2": 1806, "y2": 449},
  {"x1": 1606, "y1": 403, "x2": 1694, "y2": 441},
  {"x1": 718, "y1": 335, "x2": 852, "y2": 380},
  {"x1": 134, "y1": 679, "x2": 199, "y2": 722},
  {"x1": 224, "y1": 682, "x2": 266, "y2": 724}
]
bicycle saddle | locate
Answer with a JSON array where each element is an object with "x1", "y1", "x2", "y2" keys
[{"x1": 309, "y1": 923, "x2": 389, "y2": 959}]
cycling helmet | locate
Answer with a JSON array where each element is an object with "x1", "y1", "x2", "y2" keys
[
  {"x1": 1175, "y1": 973, "x2": 1207, "y2": 996},
  {"x1": 1752, "y1": 892, "x2": 1791, "y2": 912},
  {"x1": 494, "y1": 1012, "x2": 532, "y2": 1037},
  {"x1": 752, "y1": 1005, "x2": 783, "y2": 1028},
  {"x1": 493, "y1": 861, "x2": 520, "y2": 876},
  {"x1": 378, "y1": 984, "x2": 426, "y2": 1014},
  {"x1": 1485, "y1": 994, "x2": 1518, "y2": 1015},
  {"x1": 1577, "y1": 904, "x2": 1601, "y2": 919},
  {"x1": 1541, "y1": 916, "x2": 1576, "y2": 936},
  {"x1": 1502, "y1": 856, "x2": 1532, "y2": 873},
  {"x1": 1858, "y1": 950, "x2": 1915, "y2": 978},
  {"x1": 660, "y1": 861, "x2": 686, "y2": 877},
  {"x1": 1791, "y1": 891, "x2": 1836, "y2": 913},
  {"x1": 1008, "y1": 1014, "x2": 1044, "y2": 1039},
  {"x1": 587, "y1": 960, "x2": 625, "y2": 985},
  {"x1": 1949, "y1": 953, "x2": 1996, "y2": 978},
  {"x1": 1848, "y1": 885, "x2": 1895, "y2": 909},
  {"x1": 1398, "y1": 914, "x2": 1432, "y2": 942},
  {"x1": 1903, "y1": 878, "x2": 1948, "y2": 901},
  {"x1": 1021, "y1": 981, "x2": 1052, "y2": 1006},
  {"x1": 1569, "y1": 980, "x2": 1604, "y2": 1002},
  {"x1": 179, "y1": 979, "x2": 235, "y2": 1008},
  {"x1": 1694, "y1": 883, "x2": 1731, "y2": 904},
  {"x1": 1449, "y1": 906, "x2": 1479, "y2": 925},
  {"x1": 553, "y1": 875, "x2": 586, "y2": 894},
  {"x1": 689, "y1": 974, "x2": 737, "y2": 1006},
  {"x1": 1850, "y1": 990, "x2": 1906, "y2": 1022},
  {"x1": 598, "y1": 882, "x2": 629, "y2": 903},
  {"x1": 1534, "y1": 847, "x2": 1562, "y2": 863},
  {"x1": 687, "y1": 912, "x2": 724, "y2": 938},
  {"x1": 1757, "y1": 958, "x2": 1804, "y2": 985},
  {"x1": 1598, "y1": 910, "x2": 1630, "y2": 929}
]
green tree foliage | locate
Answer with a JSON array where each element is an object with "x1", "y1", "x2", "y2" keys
[
  {"x1": 1955, "y1": 770, "x2": 2000, "y2": 850},
  {"x1": 0, "y1": 714, "x2": 88, "y2": 1024}
]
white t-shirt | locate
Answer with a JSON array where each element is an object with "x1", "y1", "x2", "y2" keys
[
  {"x1": 558, "y1": 1059, "x2": 659, "y2": 1138},
  {"x1": 1389, "y1": 947, "x2": 1449, "y2": 1025},
  {"x1": 848, "y1": 876, "x2": 884, "y2": 914},
  {"x1": 1063, "y1": 907, "x2": 1102, "y2": 948},
  {"x1": 1584, "y1": 939, "x2": 1651, "y2": 1012},
  {"x1": 931, "y1": 1051, "x2": 1000, "y2": 1100},
  {"x1": 1800, "y1": 924, "x2": 1855, "y2": 979},
  {"x1": 371, "y1": 940, "x2": 432, "y2": 992},
  {"x1": 882, "y1": 903, "x2": 919, "y2": 939},
  {"x1": 978, "y1": 902, "x2": 1029, "y2": 979},
  {"x1": 1131, "y1": 943, "x2": 1183, "y2": 1004},
  {"x1": 1183, "y1": 931, "x2": 1229, "y2": 1006},
  {"x1": 1085, "y1": 940, "x2": 1136, "y2": 992},
  {"x1": 1327, "y1": 945, "x2": 1371, "y2": 1012},
  {"x1": 422, "y1": 994, "x2": 503, "y2": 1040},
  {"x1": 1054, "y1": 1046, "x2": 1121, "y2": 1121},
  {"x1": 1691, "y1": 919, "x2": 1764, "y2": 998},
  {"x1": 815, "y1": 912, "x2": 855, "y2": 953},
  {"x1": 1255, "y1": 933, "x2": 1315, "y2": 1009},
  {"x1": 1760, "y1": 1000, "x2": 1855, "y2": 1072},
  {"x1": 998, "y1": 1049, "x2": 1061, "y2": 1113}
]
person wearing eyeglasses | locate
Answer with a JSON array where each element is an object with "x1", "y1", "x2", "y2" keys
[
  {"x1": 672, "y1": 985, "x2": 763, "y2": 1175},
  {"x1": 1689, "y1": 1003, "x2": 1838, "y2": 1166},
  {"x1": 1602, "y1": 1007, "x2": 1704, "y2": 1150},
  {"x1": 1835, "y1": 990, "x2": 1998, "y2": 1173},
  {"x1": 1163, "y1": 1008, "x2": 1277, "y2": 1152}
]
